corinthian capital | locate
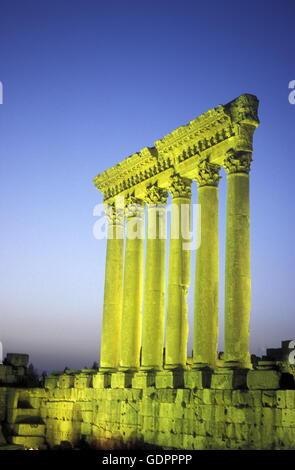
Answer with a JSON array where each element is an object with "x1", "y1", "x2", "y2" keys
[
  {"x1": 145, "y1": 183, "x2": 168, "y2": 206},
  {"x1": 195, "y1": 158, "x2": 221, "y2": 187},
  {"x1": 169, "y1": 174, "x2": 192, "y2": 199},
  {"x1": 224, "y1": 149, "x2": 252, "y2": 174},
  {"x1": 104, "y1": 202, "x2": 124, "y2": 225},
  {"x1": 125, "y1": 193, "x2": 144, "y2": 218}
]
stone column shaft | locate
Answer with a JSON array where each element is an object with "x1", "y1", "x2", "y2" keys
[
  {"x1": 224, "y1": 151, "x2": 252, "y2": 368},
  {"x1": 193, "y1": 160, "x2": 220, "y2": 368},
  {"x1": 166, "y1": 175, "x2": 191, "y2": 369},
  {"x1": 142, "y1": 198, "x2": 167, "y2": 370},
  {"x1": 100, "y1": 205, "x2": 124, "y2": 371},
  {"x1": 120, "y1": 197, "x2": 144, "y2": 370}
]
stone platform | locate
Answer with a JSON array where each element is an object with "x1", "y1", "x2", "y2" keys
[{"x1": 1, "y1": 367, "x2": 295, "y2": 450}]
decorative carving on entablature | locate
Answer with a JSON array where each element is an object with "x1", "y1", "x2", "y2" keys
[
  {"x1": 224, "y1": 94, "x2": 259, "y2": 127},
  {"x1": 124, "y1": 192, "x2": 144, "y2": 218},
  {"x1": 154, "y1": 108, "x2": 234, "y2": 167},
  {"x1": 93, "y1": 94, "x2": 259, "y2": 200},
  {"x1": 94, "y1": 146, "x2": 174, "y2": 202},
  {"x1": 193, "y1": 157, "x2": 221, "y2": 187},
  {"x1": 223, "y1": 149, "x2": 252, "y2": 175},
  {"x1": 93, "y1": 147, "x2": 159, "y2": 199},
  {"x1": 169, "y1": 174, "x2": 192, "y2": 199},
  {"x1": 144, "y1": 183, "x2": 168, "y2": 206}
]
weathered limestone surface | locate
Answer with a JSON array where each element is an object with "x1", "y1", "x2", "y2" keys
[
  {"x1": 2, "y1": 369, "x2": 295, "y2": 450},
  {"x1": 141, "y1": 186, "x2": 167, "y2": 370},
  {"x1": 1, "y1": 94, "x2": 271, "y2": 451},
  {"x1": 100, "y1": 205, "x2": 124, "y2": 370},
  {"x1": 193, "y1": 161, "x2": 220, "y2": 368},
  {"x1": 166, "y1": 176, "x2": 191, "y2": 369},
  {"x1": 224, "y1": 153, "x2": 251, "y2": 368},
  {"x1": 94, "y1": 93, "x2": 260, "y2": 372},
  {"x1": 120, "y1": 198, "x2": 144, "y2": 371}
]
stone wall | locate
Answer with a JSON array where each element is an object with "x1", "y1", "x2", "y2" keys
[{"x1": 2, "y1": 367, "x2": 295, "y2": 450}]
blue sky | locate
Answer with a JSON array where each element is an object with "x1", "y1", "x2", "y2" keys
[{"x1": 0, "y1": 0, "x2": 294, "y2": 372}]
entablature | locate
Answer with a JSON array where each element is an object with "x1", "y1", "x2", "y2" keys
[{"x1": 94, "y1": 94, "x2": 259, "y2": 202}]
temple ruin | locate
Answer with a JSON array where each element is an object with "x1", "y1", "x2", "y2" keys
[
  {"x1": 1, "y1": 94, "x2": 295, "y2": 451},
  {"x1": 94, "y1": 93, "x2": 259, "y2": 373}
]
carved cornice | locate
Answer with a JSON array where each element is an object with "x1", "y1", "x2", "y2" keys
[
  {"x1": 144, "y1": 184, "x2": 168, "y2": 205},
  {"x1": 93, "y1": 147, "x2": 162, "y2": 201},
  {"x1": 93, "y1": 94, "x2": 259, "y2": 200},
  {"x1": 124, "y1": 193, "x2": 144, "y2": 218},
  {"x1": 194, "y1": 157, "x2": 221, "y2": 187},
  {"x1": 169, "y1": 174, "x2": 192, "y2": 199},
  {"x1": 224, "y1": 149, "x2": 252, "y2": 175},
  {"x1": 224, "y1": 94, "x2": 259, "y2": 126}
]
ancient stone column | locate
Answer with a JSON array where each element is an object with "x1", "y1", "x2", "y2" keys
[
  {"x1": 100, "y1": 202, "x2": 124, "y2": 371},
  {"x1": 120, "y1": 194, "x2": 144, "y2": 371},
  {"x1": 141, "y1": 184, "x2": 168, "y2": 370},
  {"x1": 193, "y1": 158, "x2": 221, "y2": 369},
  {"x1": 224, "y1": 150, "x2": 252, "y2": 368},
  {"x1": 165, "y1": 175, "x2": 192, "y2": 369}
]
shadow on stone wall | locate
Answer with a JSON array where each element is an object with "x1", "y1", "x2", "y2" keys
[{"x1": 51, "y1": 433, "x2": 164, "y2": 451}]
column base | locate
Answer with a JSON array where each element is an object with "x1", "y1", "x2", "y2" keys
[
  {"x1": 164, "y1": 364, "x2": 189, "y2": 371},
  {"x1": 118, "y1": 366, "x2": 139, "y2": 372},
  {"x1": 223, "y1": 361, "x2": 243, "y2": 369},
  {"x1": 132, "y1": 371, "x2": 156, "y2": 388},
  {"x1": 111, "y1": 371, "x2": 134, "y2": 388},
  {"x1": 99, "y1": 367, "x2": 118, "y2": 373},
  {"x1": 155, "y1": 370, "x2": 185, "y2": 388},
  {"x1": 223, "y1": 360, "x2": 252, "y2": 370},
  {"x1": 93, "y1": 371, "x2": 112, "y2": 389},
  {"x1": 184, "y1": 369, "x2": 212, "y2": 389},
  {"x1": 211, "y1": 367, "x2": 248, "y2": 390},
  {"x1": 140, "y1": 365, "x2": 163, "y2": 372},
  {"x1": 192, "y1": 362, "x2": 210, "y2": 370}
]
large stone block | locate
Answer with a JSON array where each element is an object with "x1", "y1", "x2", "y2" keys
[
  {"x1": 247, "y1": 370, "x2": 281, "y2": 390},
  {"x1": 156, "y1": 370, "x2": 184, "y2": 389},
  {"x1": 232, "y1": 390, "x2": 252, "y2": 407},
  {"x1": 193, "y1": 388, "x2": 214, "y2": 405},
  {"x1": 93, "y1": 372, "x2": 111, "y2": 389},
  {"x1": 111, "y1": 372, "x2": 133, "y2": 388},
  {"x1": 175, "y1": 388, "x2": 191, "y2": 404},
  {"x1": 141, "y1": 397, "x2": 159, "y2": 417},
  {"x1": 261, "y1": 390, "x2": 276, "y2": 407},
  {"x1": 74, "y1": 373, "x2": 93, "y2": 388},
  {"x1": 14, "y1": 423, "x2": 45, "y2": 437},
  {"x1": 45, "y1": 374, "x2": 60, "y2": 390},
  {"x1": 211, "y1": 369, "x2": 248, "y2": 389},
  {"x1": 275, "y1": 390, "x2": 287, "y2": 408},
  {"x1": 5, "y1": 353, "x2": 29, "y2": 367},
  {"x1": 282, "y1": 409, "x2": 295, "y2": 426},
  {"x1": 157, "y1": 389, "x2": 177, "y2": 403},
  {"x1": 58, "y1": 374, "x2": 75, "y2": 389},
  {"x1": 285, "y1": 390, "x2": 295, "y2": 409},
  {"x1": 132, "y1": 372, "x2": 156, "y2": 388},
  {"x1": 11, "y1": 435, "x2": 46, "y2": 450},
  {"x1": 184, "y1": 369, "x2": 211, "y2": 389},
  {"x1": 0, "y1": 365, "x2": 14, "y2": 384}
]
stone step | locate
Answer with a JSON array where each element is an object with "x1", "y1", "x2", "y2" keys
[
  {"x1": 13, "y1": 423, "x2": 45, "y2": 437},
  {"x1": 8, "y1": 408, "x2": 44, "y2": 424},
  {"x1": 11, "y1": 435, "x2": 46, "y2": 450}
]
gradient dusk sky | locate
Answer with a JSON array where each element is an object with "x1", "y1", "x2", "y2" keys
[{"x1": 0, "y1": 0, "x2": 294, "y2": 372}]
